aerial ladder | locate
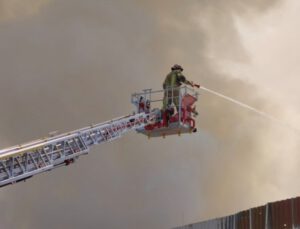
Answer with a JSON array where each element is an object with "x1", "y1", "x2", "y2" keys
[{"x1": 0, "y1": 86, "x2": 198, "y2": 188}]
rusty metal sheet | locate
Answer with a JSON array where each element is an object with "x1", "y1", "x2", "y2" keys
[
  {"x1": 236, "y1": 210, "x2": 250, "y2": 229},
  {"x1": 251, "y1": 206, "x2": 266, "y2": 229},
  {"x1": 292, "y1": 197, "x2": 300, "y2": 228},
  {"x1": 269, "y1": 199, "x2": 292, "y2": 229}
]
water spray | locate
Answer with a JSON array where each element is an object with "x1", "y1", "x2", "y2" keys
[
  {"x1": 191, "y1": 84, "x2": 300, "y2": 135},
  {"x1": 200, "y1": 86, "x2": 280, "y2": 123}
]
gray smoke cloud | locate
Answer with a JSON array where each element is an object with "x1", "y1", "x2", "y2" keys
[
  {"x1": 0, "y1": 0, "x2": 49, "y2": 22},
  {"x1": 1, "y1": 0, "x2": 299, "y2": 228}
]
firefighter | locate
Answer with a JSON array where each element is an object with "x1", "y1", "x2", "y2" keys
[{"x1": 162, "y1": 64, "x2": 193, "y2": 112}]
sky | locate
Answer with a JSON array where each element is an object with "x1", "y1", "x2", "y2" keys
[{"x1": 0, "y1": 0, "x2": 299, "y2": 228}]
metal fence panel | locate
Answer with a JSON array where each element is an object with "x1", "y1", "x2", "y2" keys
[{"x1": 173, "y1": 197, "x2": 300, "y2": 229}]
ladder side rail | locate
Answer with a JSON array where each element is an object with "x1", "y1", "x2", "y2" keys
[
  {"x1": 0, "y1": 113, "x2": 147, "y2": 155},
  {"x1": 0, "y1": 112, "x2": 157, "y2": 187},
  {"x1": 0, "y1": 112, "x2": 149, "y2": 159}
]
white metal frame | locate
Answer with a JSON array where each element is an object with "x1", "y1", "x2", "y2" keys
[{"x1": 0, "y1": 111, "x2": 158, "y2": 187}]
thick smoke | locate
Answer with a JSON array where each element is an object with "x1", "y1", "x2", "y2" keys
[
  {"x1": 1, "y1": 0, "x2": 299, "y2": 229},
  {"x1": 0, "y1": 0, "x2": 49, "y2": 21}
]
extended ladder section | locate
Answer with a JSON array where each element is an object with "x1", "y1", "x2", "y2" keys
[{"x1": 0, "y1": 111, "x2": 158, "y2": 187}]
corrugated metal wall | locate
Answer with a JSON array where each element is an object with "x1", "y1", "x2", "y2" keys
[{"x1": 174, "y1": 197, "x2": 300, "y2": 229}]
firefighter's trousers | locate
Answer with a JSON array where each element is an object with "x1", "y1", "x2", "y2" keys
[{"x1": 162, "y1": 88, "x2": 180, "y2": 111}]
